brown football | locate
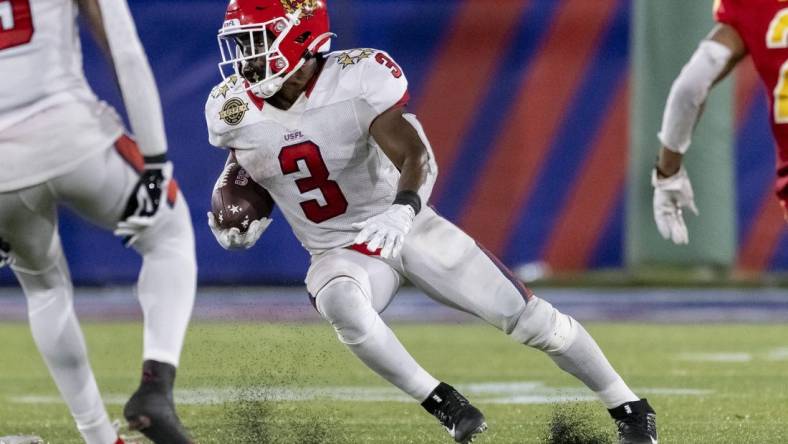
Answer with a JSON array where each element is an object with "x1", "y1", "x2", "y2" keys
[{"x1": 211, "y1": 152, "x2": 274, "y2": 232}]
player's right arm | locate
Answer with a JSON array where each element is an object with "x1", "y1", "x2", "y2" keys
[
  {"x1": 348, "y1": 50, "x2": 438, "y2": 258},
  {"x1": 656, "y1": 24, "x2": 748, "y2": 176},
  {"x1": 652, "y1": 23, "x2": 748, "y2": 245}
]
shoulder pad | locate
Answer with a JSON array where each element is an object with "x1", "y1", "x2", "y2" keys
[
  {"x1": 205, "y1": 75, "x2": 257, "y2": 148},
  {"x1": 316, "y1": 48, "x2": 408, "y2": 115}
]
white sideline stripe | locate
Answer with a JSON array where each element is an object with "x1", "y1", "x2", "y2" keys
[
  {"x1": 8, "y1": 381, "x2": 711, "y2": 406},
  {"x1": 767, "y1": 347, "x2": 788, "y2": 361},
  {"x1": 677, "y1": 352, "x2": 753, "y2": 362},
  {"x1": 679, "y1": 349, "x2": 788, "y2": 362}
]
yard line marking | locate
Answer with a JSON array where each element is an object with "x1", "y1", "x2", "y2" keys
[
  {"x1": 677, "y1": 352, "x2": 753, "y2": 363},
  {"x1": 8, "y1": 382, "x2": 712, "y2": 406},
  {"x1": 767, "y1": 347, "x2": 788, "y2": 361}
]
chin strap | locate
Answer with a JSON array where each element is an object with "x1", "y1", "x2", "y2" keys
[{"x1": 250, "y1": 57, "x2": 307, "y2": 98}]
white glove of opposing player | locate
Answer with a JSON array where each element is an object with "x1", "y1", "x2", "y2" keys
[
  {"x1": 352, "y1": 204, "x2": 416, "y2": 259},
  {"x1": 652, "y1": 166, "x2": 699, "y2": 245},
  {"x1": 0, "y1": 237, "x2": 14, "y2": 268},
  {"x1": 114, "y1": 161, "x2": 174, "y2": 247},
  {"x1": 207, "y1": 212, "x2": 272, "y2": 250}
]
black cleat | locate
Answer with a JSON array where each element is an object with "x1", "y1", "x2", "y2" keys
[
  {"x1": 608, "y1": 398, "x2": 658, "y2": 444},
  {"x1": 123, "y1": 360, "x2": 193, "y2": 444},
  {"x1": 421, "y1": 382, "x2": 487, "y2": 443}
]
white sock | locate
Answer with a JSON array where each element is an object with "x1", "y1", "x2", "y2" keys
[
  {"x1": 595, "y1": 379, "x2": 641, "y2": 409},
  {"x1": 548, "y1": 322, "x2": 639, "y2": 409},
  {"x1": 78, "y1": 415, "x2": 118, "y2": 444},
  {"x1": 346, "y1": 316, "x2": 440, "y2": 402},
  {"x1": 16, "y1": 255, "x2": 116, "y2": 444}
]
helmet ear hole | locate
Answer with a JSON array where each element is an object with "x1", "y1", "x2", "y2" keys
[{"x1": 295, "y1": 32, "x2": 312, "y2": 44}]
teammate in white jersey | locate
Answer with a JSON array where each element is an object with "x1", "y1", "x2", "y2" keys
[
  {"x1": 206, "y1": 1, "x2": 657, "y2": 443},
  {"x1": 0, "y1": 0, "x2": 196, "y2": 443}
]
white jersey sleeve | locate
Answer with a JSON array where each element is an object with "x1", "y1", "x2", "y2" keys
[
  {"x1": 205, "y1": 75, "x2": 251, "y2": 149},
  {"x1": 205, "y1": 75, "x2": 285, "y2": 151},
  {"x1": 354, "y1": 50, "x2": 410, "y2": 129}
]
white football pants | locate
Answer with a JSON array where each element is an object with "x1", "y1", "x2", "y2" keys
[
  {"x1": 0, "y1": 141, "x2": 196, "y2": 444},
  {"x1": 308, "y1": 207, "x2": 638, "y2": 408}
]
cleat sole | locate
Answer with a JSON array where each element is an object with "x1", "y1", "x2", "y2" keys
[
  {"x1": 459, "y1": 422, "x2": 488, "y2": 443},
  {"x1": 126, "y1": 415, "x2": 152, "y2": 431}
]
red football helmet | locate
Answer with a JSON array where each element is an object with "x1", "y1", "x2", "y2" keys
[{"x1": 217, "y1": 0, "x2": 333, "y2": 98}]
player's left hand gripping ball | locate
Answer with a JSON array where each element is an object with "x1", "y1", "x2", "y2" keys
[
  {"x1": 0, "y1": 237, "x2": 14, "y2": 268},
  {"x1": 651, "y1": 166, "x2": 699, "y2": 245},
  {"x1": 114, "y1": 159, "x2": 173, "y2": 246},
  {"x1": 207, "y1": 212, "x2": 271, "y2": 250},
  {"x1": 352, "y1": 204, "x2": 415, "y2": 259}
]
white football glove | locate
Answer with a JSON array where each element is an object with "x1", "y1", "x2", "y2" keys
[
  {"x1": 652, "y1": 166, "x2": 699, "y2": 245},
  {"x1": 352, "y1": 204, "x2": 415, "y2": 259},
  {"x1": 0, "y1": 237, "x2": 14, "y2": 268},
  {"x1": 114, "y1": 161, "x2": 173, "y2": 247},
  {"x1": 207, "y1": 212, "x2": 271, "y2": 250}
]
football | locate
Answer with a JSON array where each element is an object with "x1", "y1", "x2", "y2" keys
[{"x1": 211, "y1": 152, "x2": 274, "y2": 232}]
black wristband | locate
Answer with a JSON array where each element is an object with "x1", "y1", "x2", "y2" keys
[
  {"x1": 654, "y1": 162, "x2": 677, "y2": 179},
  {"x1": 394, "y1": 190, "x2": 421, "y2": 215},
  {"x1": 654, "y1": 155, "x2": 680, "y2": 179},
  {"x1": 144, "y1": 153, "x2": 167, "y2": 164}
]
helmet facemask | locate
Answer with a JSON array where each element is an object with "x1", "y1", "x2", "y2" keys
[{"x1": 217, "y1": 11, "x2": 306, "y2": 98}]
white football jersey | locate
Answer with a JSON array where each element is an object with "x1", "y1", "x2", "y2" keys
[
  {"x1": 205, "y1": 48, "x2": 437, "y2": 255},
  {"x1": 0, "y1": 0, "x2": 123, "y2": 192}
]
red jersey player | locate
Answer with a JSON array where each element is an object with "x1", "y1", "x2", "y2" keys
[{"x1": 653, "y1": 0, "x2": 788, "y2": 244}]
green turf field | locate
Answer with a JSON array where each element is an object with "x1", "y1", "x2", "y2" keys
[{"x1": 2, "y1": 322, "x2": 787, "y2": 443}]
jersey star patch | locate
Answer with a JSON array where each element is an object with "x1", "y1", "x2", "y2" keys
[
  {"x1": 336, "y1": 48, "x2": 374, "y2": 69},
  {"x1": 212, "y1": 75, "x2": 240, "y2": 99}
]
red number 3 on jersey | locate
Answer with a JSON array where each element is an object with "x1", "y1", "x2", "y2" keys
[
  {"x1": 375, "y1": 52, "x2": 402, "y2": 79},
  {"x1": 0, "y1": 0, "x2": 34, "y2": 50},
  {"x1": 279, "y1": 141, "x2": 349, "y2": 224}
]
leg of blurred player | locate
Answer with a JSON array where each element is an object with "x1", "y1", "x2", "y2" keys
[
  {"x1": 0, "y1": 140, "x2": 196, "y2": 443},
  {"x1": 52, "y1": 141, "x2": 197, "y2": 443},
  {"x1": 0, "y1": 188, "x2": 118, "y2": 444}
]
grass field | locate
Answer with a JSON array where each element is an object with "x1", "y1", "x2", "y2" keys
[{"x1": 2, "y1": 321, "x2": 788, "y2": 443}]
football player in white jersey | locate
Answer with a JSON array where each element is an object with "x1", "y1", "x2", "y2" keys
[
  {"x1": 0, "y1": 0, "x2": 196, "y2": 443},
  {"x1": 206, "y1": 1, "x2": 657, "y2": 443}
]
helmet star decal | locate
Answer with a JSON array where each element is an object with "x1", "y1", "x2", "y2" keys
[
  {"x1": 337, "y1": 49, "x2": 374, "y2": 69},
  {"x1": 280, "y1": 0, "x2": 319, "y2": 15}
]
